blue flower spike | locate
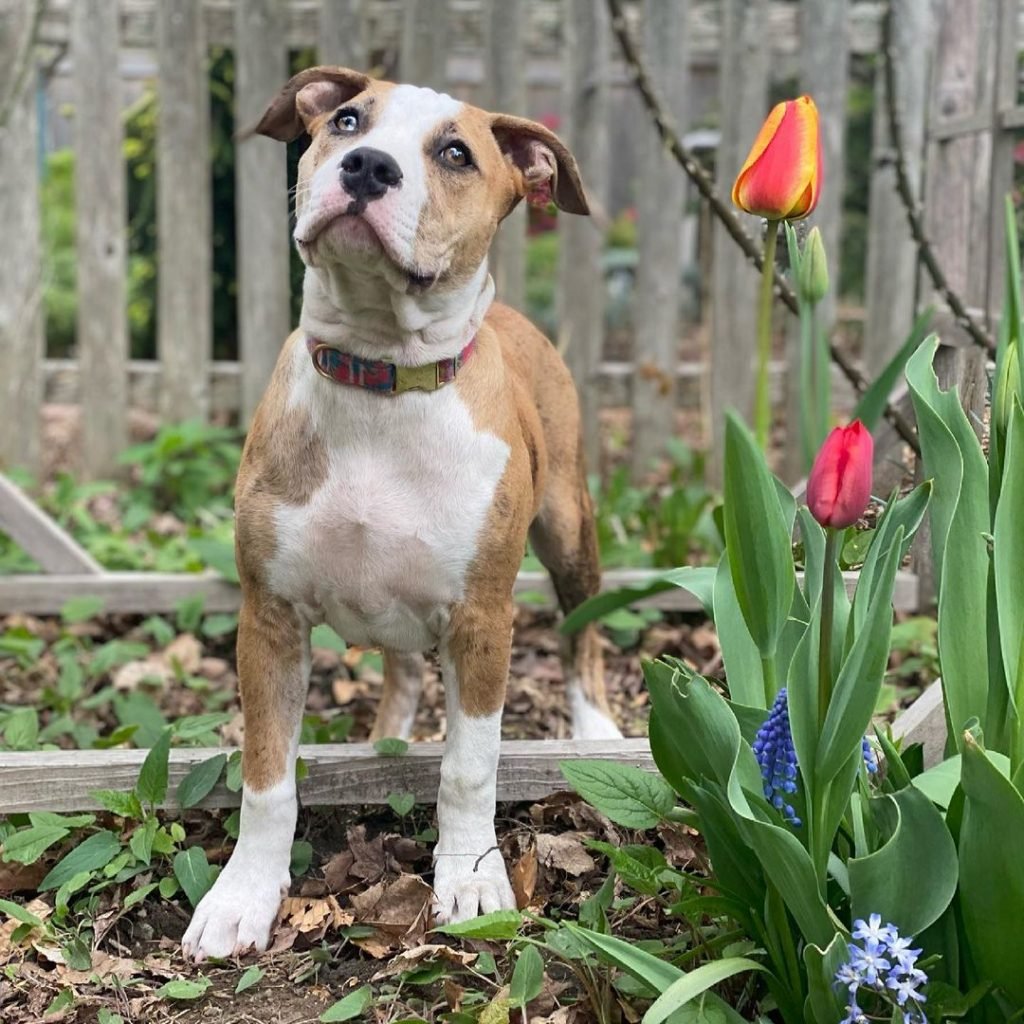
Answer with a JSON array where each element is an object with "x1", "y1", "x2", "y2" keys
[
  {"x1": 752, "y1": 688, "x2": 801, "y2": 826},
  {"x1": 861, "y1": 736, "x2": 879, "y2": 774},
  {"x1": 836, "y1": 916, "x2": 928, "y2": 1024}
]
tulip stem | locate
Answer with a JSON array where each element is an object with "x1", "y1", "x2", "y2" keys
[
  {"x1": 755, "y1": 222, "x2": 779, "y2": 449},
  {"x1": 818, "y1": 528, "x2": 839, "y2": 728}
]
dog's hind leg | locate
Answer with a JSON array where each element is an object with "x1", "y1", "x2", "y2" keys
[
  {"x1": 529, "y1": 454, "x2": 622, "y2": 740},
  {"x1": 370, "y1": 650, "x2": 425, "y2": 740},
  {"x1": 182, "y1": 591, "x2": 309, "y2": 961}
]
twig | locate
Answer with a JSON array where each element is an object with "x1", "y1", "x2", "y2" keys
[
  {"x1": 882, "y1": 2, "x2": 996, "y2": 356},
  {"x1": 605, "y1": 0, "x2": 920, "y2": 454}
]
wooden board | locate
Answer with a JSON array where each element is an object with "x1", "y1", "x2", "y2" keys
[
  {"x1": 0, "y1": 566, "x2": 920, "y2": 615},
  {"x1": 0, "y1": 738, "x2": 656, "y2": 813}
]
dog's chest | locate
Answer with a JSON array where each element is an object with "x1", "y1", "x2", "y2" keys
[{"x1": 266, "y1": 376, "x2": 510, "y2": 650}]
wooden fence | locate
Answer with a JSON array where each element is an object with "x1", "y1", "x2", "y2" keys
[{"x1": 0, "y1": 0, "x2": 1020, "y2": 488}]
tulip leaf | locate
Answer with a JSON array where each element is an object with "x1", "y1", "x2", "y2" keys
[
  {"x1": 993, "y1": 399, "x2": 1024, "y2": 717},
  {"x1": 957, "y1": 733, "x2": 1024, "y2": 1005},
  {"x1": 906, "y1": 338, "x2": 990, "y2": 743},
  {"x1": 722, "y1": 412, "x2": 795, "y2": 663},
  {"x1": 643, "y1": 957, "x2": 765, "y2": 1024},
  {"x1": 848, "y1": 784, "x2": 958, "y2": 935},
  {"x1": 803, "y1": 932, "x2": 849, "y2": 1024},
  {"x1": 713, "y1": 552, "x2": 766, "y2": 709}
]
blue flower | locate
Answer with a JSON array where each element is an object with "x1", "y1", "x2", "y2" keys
[
  {"x1": 862, "y1": 736, "x2": 879, "y2": 774},
  {"x1": 752, "y1": 688, "x2": 801, "y2": 826},
  {"x1": 849, "y1": 942, "x2": 892, "y2": 986},
  {"x1": 852, "y1": 914, "x2": 896, "y2": 949},
  {"x1": 840, "y1": 1000, "x2": 868, "y2": 1024},
  {"x1": 835, "y1": 962, "x2": 861, "y2": 993},
  {"x1": 836, "y1": 919, "x2": 928, "y2": 1024},
  {"x1": 888, "y1": 973, "x2": 928, "y2": 1007}
]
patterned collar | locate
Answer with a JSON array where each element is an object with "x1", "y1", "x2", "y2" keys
[{"x1": 306, "y1": 334, "x2": 476, "y2": 394}]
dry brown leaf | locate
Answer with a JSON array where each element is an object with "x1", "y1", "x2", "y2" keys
[
  {"x1": 351, "y1": 874, "x2": 432, "y2": 957},
  {"x1": 0, "y1": 860, "x2": 49, "y2": 895},
  {"x1": 53, "y1": 950, "x2": 139, "y2": 985},
  {"x1": 162, "y1": 633, "x2": 202, "y2": 674},
  {"x1": 535, "y1": 834, "x2": 596, "y2": 877},
  {"x1": 511, "y1": 844, "x2": 538, "y2": 908},
  {"x1": 347, "y1": 826, "x2": 387, "y2": 882},
  {"x1": 324, "y1": 849, "x2": 356, "y2": 892},
  {"x1": 444, "y1": 977, "x2": 465, "y2": 1011},
  {"x1": 112, "y1": 659, "x2": 172, "y2": 692},
  {"x1": 198, "y1": 656, "x2": 230, "y2": 680},
  {"x1": 371, "y1": 943, "x2": 477, "y2": 981},
  {"x1": 277, "y1": 895, "x2": 354, "y2": 935},
  {"x1": 331, "y1": 678, "x2": 368, "y2": 704}
]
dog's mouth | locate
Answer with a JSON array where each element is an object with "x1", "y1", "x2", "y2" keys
[{"x1": 294, "y1": 209, "x2": 440, "y2": 292}]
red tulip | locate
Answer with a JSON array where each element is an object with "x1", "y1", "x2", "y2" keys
[
  {"x1": 807, "y1": 421, "x2": 874, "y2": 529},
  {"x1": 732, "y1": 96, "x2": 823, "y2": 221}
]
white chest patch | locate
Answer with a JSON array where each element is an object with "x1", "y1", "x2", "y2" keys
[{"x1": 266, "y1": 348, "x2": 510, "y2": 651}]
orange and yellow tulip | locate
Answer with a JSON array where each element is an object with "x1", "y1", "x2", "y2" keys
[{"x1": 732, "y1": 96, "x2": 822, "y2": 221}]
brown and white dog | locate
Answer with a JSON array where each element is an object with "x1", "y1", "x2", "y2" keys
[{"x1": 181, "y1": 67, "x2": 620, "y2": 961}]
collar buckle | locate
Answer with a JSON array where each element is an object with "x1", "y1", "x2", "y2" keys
[{"x1": 394, "y1": 361, "x2": 441, "y2": 393}]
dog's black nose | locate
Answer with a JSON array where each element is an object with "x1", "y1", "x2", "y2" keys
[{"x1": 340, "y1": 147, "x2": 402, "y2": 203}]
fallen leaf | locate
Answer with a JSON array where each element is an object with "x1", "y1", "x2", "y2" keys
[
  {"x1": 371, "y1": 944, "x2": 477, "y2": 981},
  {"x1": 277, "y1": 895, "x2": 354, "y2": 938},
  {"x1": 346, "y1": 826, "x2": 386, "y2": 882},
  {"x1": 162, "y1": 633, "x2": 202, "y2": 674},
  {"x1": 324, "y1": 849, "x2": 355, "y2": 892},
  {"x1": 510, "y1": 845, "x2": 538, "y2": 908},
  {"x1": 0, "y1": 859, "x2": 49, "y2": 894},
  {"x1": 444, "y1": 977, "x2": 464, "y2": 1011},
  {"x1": 535, "y1": 834, "x2": 596, "y2": 877},
  {"x1": 112, "y1": 659, "x2": 172, "y2": 692},
  {"x1": 350, "y1": 874, "x2": 432, "y2": 956}
]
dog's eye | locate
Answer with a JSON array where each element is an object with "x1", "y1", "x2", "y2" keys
[
  {"x1": 332, "y1": 109, "x2": 360, "y2": 133},
  {"x1": 439, "y1": 142, "x2": 472, "y2": 168}
]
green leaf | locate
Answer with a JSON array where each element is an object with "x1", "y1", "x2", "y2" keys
[
  {"x1": 91, "y1": 789, "x2": 144, "y2": 819},
  {"x1": 40, "y1": 829, "x2": 121, "y2": 890},
  {"x1": 225, "y1": 750, "x2": 243, "y2": 792},
  {"x1": 135, "y1": 728, "x2": 173, "y2": 807},
  {"x1": 155, "y1": 978, "x2": 212, "y2": 1001},
  {"x1": 290, "y1": 840, "x2": 313, "y2": 876},
  {"x1": 158, "y1": 875, "x2": 179, "y2": 899},
  {"x1": 848, "y1": 785, "x2": 958, "y2": 935},
  {"x1": 129, "y1": 816, "x2": 158, "y2": 866},
  {"x1": 561, "y1": 566, "x2": 716, "y2": 634},
  {"x1": 853, "y1": 307, "x2": 934, "y2": 431},
  {"x1": 509, "y1": 945, "x2": 544, "y2": 1008},
  {"x1": 373, "y1": 737, "x2": 409, "y2": 756},
  {"x1": 320, "y1": 985, "x2": 372, "y2": 1021},
  {"x1": 123, "y1": 881, "x2": 160, "y2": 910},
  {"x1": 188, "y1": 536, "x2": 239, "y2": 582},
  {"x1": 176, "y1": 753, "x2": 227, "y2": 809},
  {"x1": 0, "y1": 897, "x2": 45, "y2": 927},
  {"x1": 713, "y1": 552, "x2": 765, "y2": 709},
  {"x1": 311, "y1": 624, "x2": 348, "y2": 652},
  {"x1": 906, "y1": 337, "x2": 990, "y2": 743},
  {"x1": 957, "y1": 733, "x2": 1024, "y2": 1005},
  {"x1": 913, "y1": 751, "x2": 1011, "y2": 809},
  {"x1": 643, "y1": 957, "x2": 765, "y2": 1024},
  {"x1": 61, "y1": 594, "x2": 106, "y2": 624},
  {"x1": 174, "y1": 847, "x2": 215, "y2": 908},
  {"x1": 802, "y1": 933, "x2": 849, "y2": 1024},
  {"x1": 386, "y1": 792, "x2": 415, "y2": 817},
  {"x1": 1, "y1": 824, "x2": 71, "y2": 865},
  {"x1": 994, "y1": 400, "x2": 1024, "y2": 716},
  {"x1": 586, "y1": 841, "x2": 667, "y2": 896},
  {"x1": 235, "y1": 965, "x2": 265, "y2": 994},
  {"x1": 433, "y1": 909, "x2": 523, "y2": 940},
  {"x1": 721, "y1": 412, "x2": 795, "y2": 659},
  {"x1": 559, "y1": 760, "x2": 674, "y2": 828}
]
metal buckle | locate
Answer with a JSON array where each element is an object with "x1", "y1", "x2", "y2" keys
[
  {"x1": 394, "y1": 361, "x2": 440, "y2": 393},
  {"x1": 309, "y1": 342, "x2": 340, "y2": 381}
]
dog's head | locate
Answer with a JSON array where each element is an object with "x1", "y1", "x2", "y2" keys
[{"x1": 253, "y1": 66, "x2": 588, "y2": 292}]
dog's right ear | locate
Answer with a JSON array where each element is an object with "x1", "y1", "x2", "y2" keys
[{"x1": 247, "y1": 66, "x2": 372, "y2": 142}]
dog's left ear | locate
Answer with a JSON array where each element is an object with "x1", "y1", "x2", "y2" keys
[
  {"x1": 491, "y1": 115, "x2": 589, "y2": 215},
  {"x1": 248, "y1": 66, "x2": 372, "y2": 142}
]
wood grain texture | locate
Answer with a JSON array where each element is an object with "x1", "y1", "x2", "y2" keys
[
  {"x1": 0, "y1": 1, "x2": 44, "y2": 475},
  {"x1": 486, "y1": 0, "x2": 527, "y2": 312},
  {"x1": 157, "y1": 0, "x2": 212, "y2": 422},
  {"x1": 318, "y1": 0, "x2": 367, "y2": 69},
  {"x1": 0, "y1": 739, "x2": 657, "y2": 813},
  {"x1": 0, "y1": 474, "x2": 103, "y2": 575},
  {"x1": 0, "y1": 566, "x2": 920, "y2": 615},
  {"x1": 398, "y1": 0, "x2": 449, "y2": 92},
  {"x1": 707, "y1": 0, "x2": 767, "y2": 485},
  {"x1": 631, "y1": 0, "x2": 688, "y2": 480},
  {"x1": 557, "y1": 0, "x2": 609, "y2": 474},
  {"x1": 71, "y1": 0, "x2": 129, "y2": 479},
  {"x1": 235, "y1": 0, "x2": 292, "y2": 424}
]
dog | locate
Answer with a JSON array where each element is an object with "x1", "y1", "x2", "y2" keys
[{"x1": 181, "y1": 67, "x2": 621, "y2": 961}]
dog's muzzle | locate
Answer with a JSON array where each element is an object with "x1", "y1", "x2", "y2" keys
[{"x1": 340, "y1": 147, "x2": 403, "y2": 209}]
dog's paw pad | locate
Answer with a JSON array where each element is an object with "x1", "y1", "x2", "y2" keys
[
  {"x1": 181, "y1": 871, "x2": 286, "y2": 962},
  {"x1": 432, "y1": 851, "x2": 516, "y2": 925}
]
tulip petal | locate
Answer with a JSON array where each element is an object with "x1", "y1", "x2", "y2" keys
[{"x1": 733, "y1": 96, "x2": 822, "y2": 221}]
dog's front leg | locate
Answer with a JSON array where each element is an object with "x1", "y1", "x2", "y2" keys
[
  {"x1": 182, "y1": 593, "x2": 309, "y2": 961},
  {"x1": 432, "y1": 602, "x2": 517, "y2": 923}
]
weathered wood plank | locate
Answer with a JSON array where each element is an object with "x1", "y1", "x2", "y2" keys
[
  {"x1": 71, "y1": 0, "x2": 129, "y2": 479},
  {"x1": 157, "y1": 0, "x2": 212, "y2": 422},
  {"x1": 0, "y1": 474, "x2": 103, "y2": 575},
  {"x1": 558, "y1": 0, "x2": 609, "y2": 473},
  {"x1": 398, "y1": 0, "x2": 449, "y2": 91},
  {"x1": 891, "y1": 679, "x2": 946, "y2": 769},
  {"x1": 235, "y1": 0, "x2": 292, "y2": 424},
  {"x1": 0, "y1": 0, "x2": 44, "y2": 475},
  {"x1": 631, "y1": 0, "x2": 688, "y2": 480},
  {"x1": 707, "y1": 0, "x2": 768, "y2": 485},
  {"x1": 0, "y1": 567, "x2": 920, "y2": 615},
  {"x1": 863, "y1": 0, "x2": 931, "y2": 375},
  {"x1": 318, "y1": 0, "x2": 367, "y2": 69},
  {"x1": 0, "y1": 739, "x2": 657, "y2": 813},
  {"x1": 486, "y1": 0, "x2": 527, "y2": 311}
]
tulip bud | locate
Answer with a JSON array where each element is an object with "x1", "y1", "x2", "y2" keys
[
  {"x1": 807, "y1": 420, "x2": 874, "y2": 529},
  {"x1": 733, "y1": 95, "x2": 823, "y2": 221},
  {"x1": 798, "y1": 226, "x2": 829, "y2": 305}
]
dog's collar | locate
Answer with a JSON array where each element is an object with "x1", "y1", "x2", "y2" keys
[{"x1": 306, "y1": 333, "x2": 476, "y2": 394}]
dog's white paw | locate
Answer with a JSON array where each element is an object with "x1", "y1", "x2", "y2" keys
[
  {"x1": 432, "y1": 849, "x2": 516, "y2": 924},
  {"x1": 181, "y1": 862, "x2": 288, "y2": 961}
]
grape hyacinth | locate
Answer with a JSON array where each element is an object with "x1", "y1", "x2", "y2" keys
[
  {"x1": 752, "y1": 688, "x2": 801, "y2": 826},
  {"x1": 835, "y1": 915, "x2": 928, "y2": 1024},
  {"x1": 862, "y1": 736, "x2": 879, "y2": 775}
]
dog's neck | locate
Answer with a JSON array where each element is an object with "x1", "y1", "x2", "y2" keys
[{"x1": 299, "y1": 259, "x2": 494, "y2": 365}]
